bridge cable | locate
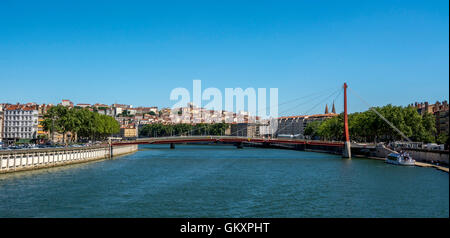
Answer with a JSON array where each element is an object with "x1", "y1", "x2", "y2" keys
[
  {"x1": 277, "y1": 88, "x2": 340, "y2": 116},
  {"x1": 228, "y1": 87, "x2": 342, "y2": 137},
  {"x1": 145, "y1": 86, "x2": 340, "y2": 138},
  {"x1": 168, "y1": 87, "x2": 340, "y2": 138},
  {"x1": 274, "y1": 88, "x2": 342, "y2": 138},
  {"x1": 268, "y1": 86, "x2": 340, "y2": 113},
  {"x1": 347, "y1": 87, "x2": 412, "y2": 142}
]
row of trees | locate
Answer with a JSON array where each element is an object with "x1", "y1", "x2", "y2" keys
[
  {"x1": 41, "y1": 105, "x2": 120, "y2": 143},
  {"x1": 304, "y1": 104, "x2": 442, "y2": 143},
  {"x1": 139, "y1": 123, "x2": 230, "y2": 137}
]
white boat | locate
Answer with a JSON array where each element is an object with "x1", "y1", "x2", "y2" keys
[{"x1": 386, "y1": 152, "x2": 415, "y2": 166}]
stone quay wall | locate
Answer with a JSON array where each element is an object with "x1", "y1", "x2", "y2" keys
[{"x1": 0, "y1": 144, "x2": 138, "y2": 174}]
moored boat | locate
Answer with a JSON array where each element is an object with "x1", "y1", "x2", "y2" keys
[{"x1": 386, "y1": 152, "x2": 415, "y2": 166}]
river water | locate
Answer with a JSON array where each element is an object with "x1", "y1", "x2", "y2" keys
[{"x1": 0, "y1": 145, "x2": 448, "y2": 217}]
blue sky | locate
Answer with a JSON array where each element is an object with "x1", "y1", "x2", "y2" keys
[{"x1": 0, "y1": 0, "x2": 448, "y2": 115}]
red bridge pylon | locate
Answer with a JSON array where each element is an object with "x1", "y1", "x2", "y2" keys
[{"x1": 343, "y1": 82, "x2": 351, "y2": 159}]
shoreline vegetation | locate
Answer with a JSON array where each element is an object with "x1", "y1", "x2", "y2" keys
[
  {"x1": 139, "y1": 123, "x2": 229, "y2": 137},
  {"x1": 41, "y1": 105, "x2": 120, "y2": 143},
  {"x1": 305, "y1": 104, "x2": 448, "y2": 146}
]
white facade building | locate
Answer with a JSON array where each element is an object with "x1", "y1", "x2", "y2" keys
[
  {"x1": 2, "y1": 105, "x2": 39, "y2": 140},
  {"x1": 0, "y1": 105, "x2": 3, "y2": 142},
  {"x1": 60, "y1": 99, "x2": 73, "y2": 107}
]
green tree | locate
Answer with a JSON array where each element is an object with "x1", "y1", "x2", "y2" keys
[
  {"x1": 139, "y1": 123, "x2": 230, "y2": 137},
  {"x1": 436, "y1": 132, "x2": 448, "y2": 145},
  {"x1": 317, "y1": 114, "x2": 343, "y2": 141},
  {"x1": 315, "y1": 104, "x2": 437, "y2": 143},
  {"x1": 41, "y1": 106, "x2": 119, "y2": 143},
  {"x1": 418, "y1": 112, "x2": 436, "y2": 143},
  {"x1": 304, "y1": 121, "x2": 321, "y2": 139},
  {"x1": 41, "y1": 105, "x2": 70, "y2": 143}
]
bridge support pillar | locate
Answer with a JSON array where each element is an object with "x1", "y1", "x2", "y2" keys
[
  {"x1": 343, "y1": 141, "x2": 351, "y2": 158},
  {"x1": 170, "y1": 143, "x2": 175, "y2": 149},
  {"x1": 342, "y1": 82, "x2": 351, "y2": 159}
]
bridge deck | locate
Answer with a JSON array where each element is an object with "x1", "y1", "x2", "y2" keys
[{"x1": 112, "y1": 136, "x2": 345, "y2": 147}]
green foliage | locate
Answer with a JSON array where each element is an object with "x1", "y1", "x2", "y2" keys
[
  {"x1": 304, "y1": 120, "x2": 322, "y2": 138},
  {"x1": 317, "y1": 114, "x2": 343, "y2": 141},
  {"x1": 41, "y1": 105, "x2": 119, "y2": 143},
  {"x1": 419, "y1": 112, "x2": 437, "y2": 143},
  {"x1": 437, "y1": 132, "x2": 449, "y2": 145},
  {"x1": 139, "y1": 123, "x2": 230, "y2": 137},
  {"x1": 316, "y1": 104, "x2": 437, "y2": 143}
]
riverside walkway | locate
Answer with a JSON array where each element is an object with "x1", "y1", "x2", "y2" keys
[
  {"x1": 0, "y1": 144, "x2": 137, "y2": 174},
  {"x1": 414, "y1": 162, "x2": 449, "y2": 173}
]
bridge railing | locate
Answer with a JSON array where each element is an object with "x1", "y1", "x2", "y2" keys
[{"x1": 114, "y1": 135, "x2": 348, "y2": 146}]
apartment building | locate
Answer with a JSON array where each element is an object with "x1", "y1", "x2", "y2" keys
[
  {"x1": 276, "y1": 113, "x2": 338, "y2": 138},
  {"x1": 60, "y1": 99, "x2": 74, "y2": 108},
  {"x1": 2, "y1": 104, "x2": 39, "y2": 140},
  {"x1": 0, "y1": 104, "x2": 3, "y2": 142},
  {"x1": 230, "y1": 123, "x2": 260, "y2": 137},
  {"x1": 412, "y1": 100, "x2": 449, "y2": 135},
  {"x1": 120, "y1": 126, "x2": 138, "y2": 138}
]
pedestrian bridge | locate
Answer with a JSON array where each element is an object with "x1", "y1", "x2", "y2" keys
[{"x1": 112, "y1": 136, "x2": 345, "y2": 148}]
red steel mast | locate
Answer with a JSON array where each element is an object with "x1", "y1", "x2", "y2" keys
[{"x1": 343, "y1": 83, "x2": 351, "y2": 158}]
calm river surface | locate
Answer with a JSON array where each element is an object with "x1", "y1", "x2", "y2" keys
[{"x1": 0, "y1": 145, "x2": 448, "y2": 217}]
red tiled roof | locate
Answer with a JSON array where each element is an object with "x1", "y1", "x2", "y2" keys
[{"x1": 5, "y1": 105, "x2": 38, "y2": 111}]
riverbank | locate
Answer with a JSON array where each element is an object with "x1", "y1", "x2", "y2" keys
[
  {"x1": 248, "y1": 142, "x2": 449, "y2": 173},
  {"x1": 352, "y1": 154, "x2": 449, "y2": 173},
  {"x1": 0, "y1": 144, "x2": 138, "y2": 174},
  {"x1": 414, "y1": 162, "x2": 449, "y2": 173}
]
